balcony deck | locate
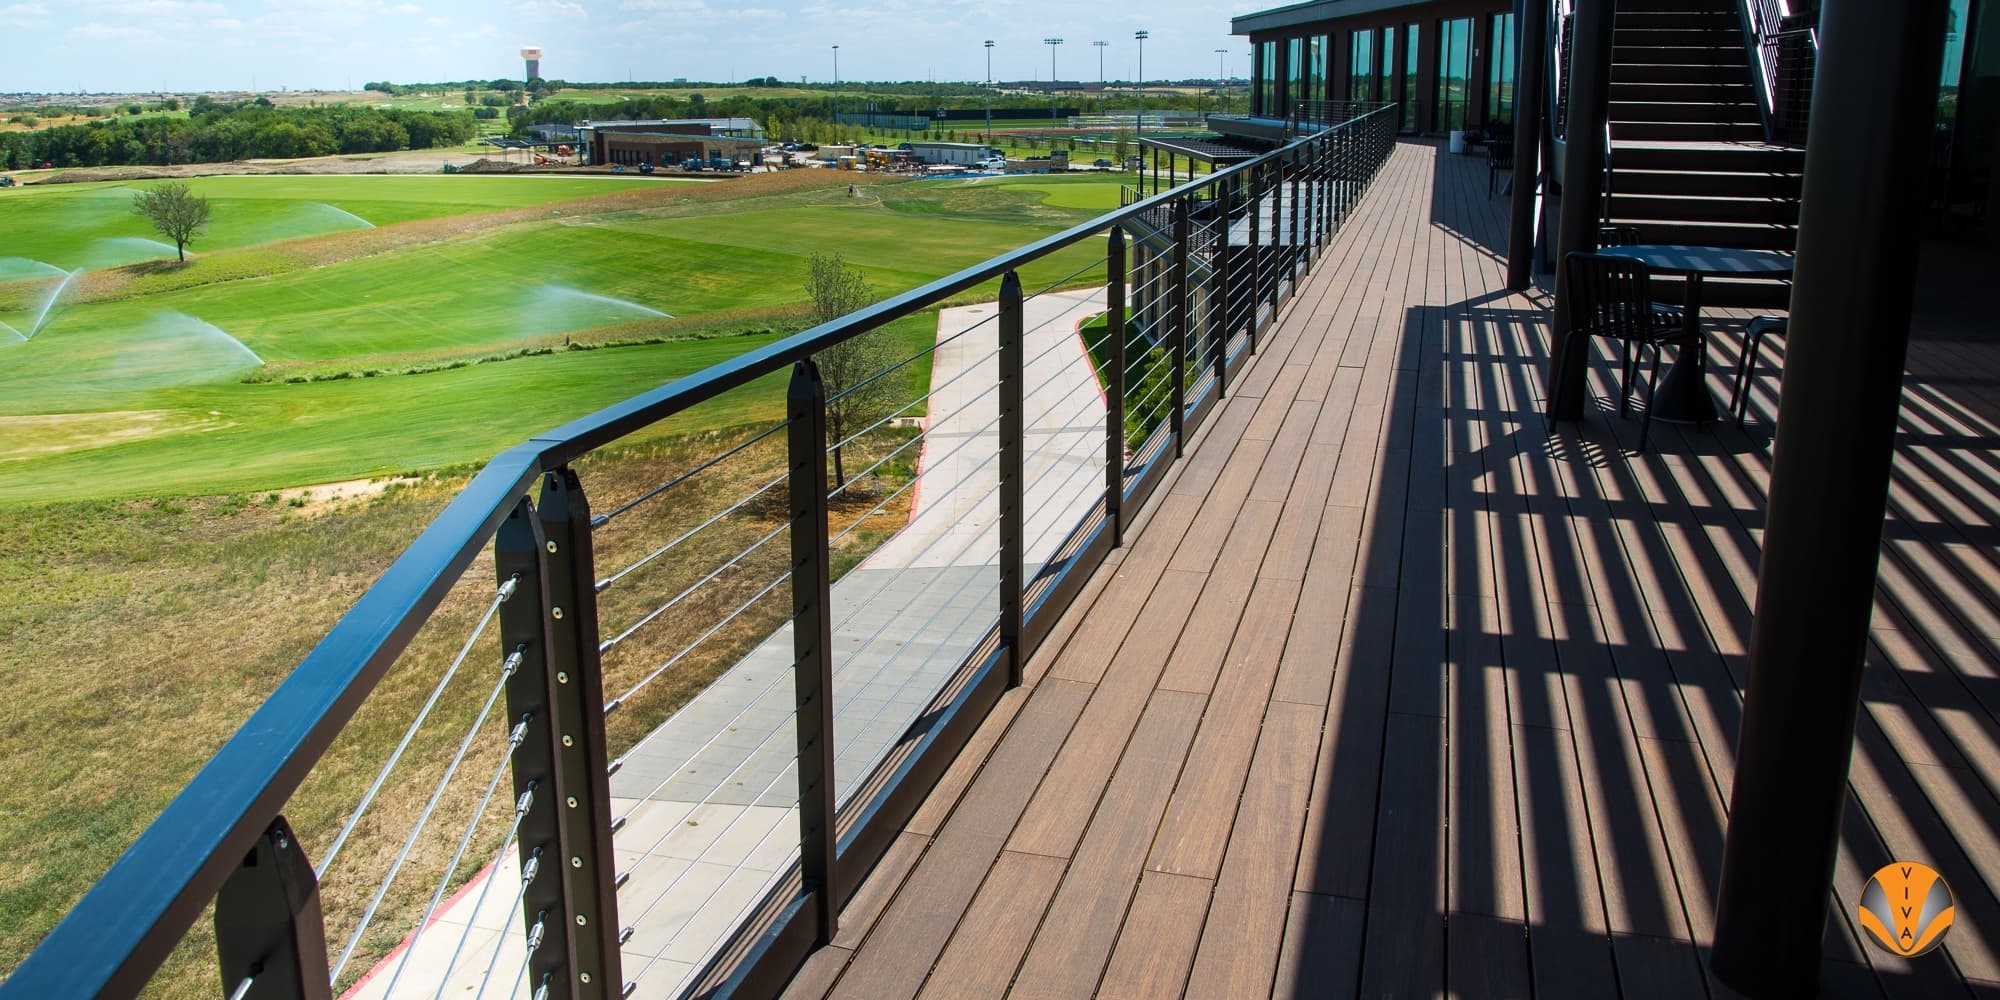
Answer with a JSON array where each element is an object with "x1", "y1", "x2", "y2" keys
[{"x1": 778, "y1": 140, "x2": 2000, "y2": 998}]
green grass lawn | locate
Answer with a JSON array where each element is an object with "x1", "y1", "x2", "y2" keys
[
  {"x1": 0, "y1": 175, "x2": 671, "y2": 269},
  {"x1": 0, "y1": 171, "x2": 1114, "y2": 501}
]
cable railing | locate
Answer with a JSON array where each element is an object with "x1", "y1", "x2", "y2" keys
[{"x1": 5, "y1": 102, "x2": 1399, "y2": 1000}]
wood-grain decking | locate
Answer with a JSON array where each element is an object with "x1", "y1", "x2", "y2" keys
[{"x1": 779, "y1": 139, "x2": 2000, "y2": 999}]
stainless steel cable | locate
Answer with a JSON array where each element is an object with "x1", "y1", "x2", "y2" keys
[
  {"x1": 429, "y1": 797, "x2": 535, "y2": 1000},
  {"x1": 330, "y1": 645, "x2": 525, "y2": 983},
  {"x1": 470, "y1": 867, "x2": 538, "y2": 1000},
  {"x1": 596, "y1": 470, "x2": 786, "y2": 595},
  {"x1": 603, "y1": 566, "x2": 793, "y2": 716},
  {"x1": 380, "y1": 717, "x2": 532, "y2": 1000},
  {"x1": 318, "y1": 575, "x2": 517, "y2": 879},
  {"x1": 592, "y1": 419, "x2": 790, "y2": 528},
  {"x1": 597, "y1": 517, "x2": 787, "y2": 657},
  {"x1": 826, "y1": 411, "x2": 1002, "y2": 551}
]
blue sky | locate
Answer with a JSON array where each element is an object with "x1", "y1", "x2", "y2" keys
[{"x1": 0, "y1": 0, "x2": 1262, "y2": 94}]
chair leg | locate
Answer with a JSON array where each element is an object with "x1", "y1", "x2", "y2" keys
[
  {"x1": 1640, "y1": 343, "x2": 1663, "y2": 452},
  {"x1": 1733, "y1": 325, "x2": 1768, "y2": 426},
  {"x1": 1619, "y1": 341, "x2": 1634, "y2": 417}
]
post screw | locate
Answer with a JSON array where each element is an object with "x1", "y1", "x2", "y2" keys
[
  {"x1": 571, "y1": 856, "x2": 583, "y2": 868},
  {"x1": 580, "y1": 973, "x2": 592, "y2": 985},
  {"x1": 557, "y1": 671, "x2": 570, "y2": 684},
  {"x1": 546, "y1": 540, "x2": 558, "y2": 553},
  {"x1": 563, "y1": 734, "x2": 574, "y2": 747},
  {"x1": 576, "y1": 914, "x2": 588, "y2": 926},
  {"x1": 566, "y1": 795, "x2": 579, "y2": 808},
  {"x1": 552, "y1": 606, "x2": 565, "y2": 620}
]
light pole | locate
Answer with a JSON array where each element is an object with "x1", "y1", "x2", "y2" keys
[
  {"x1": 831, "y1": 45, "x2": 840, "y2": 127},
  {"x1": 1134, "y1": 30, "x2": 1148, "y2": 137},
  {"x1": 1094, "y1": 41, "x2": 1108, "y2": 117},
  {"x1": 1044, "y1": 37, "x2": 1063, "y2": 131},
  {"x1": 984, "y1": 40, "x2": 994, "y2": 143},
  {"x1": 1215, "y1": 49, "x2": 1228, "y2": 115}
]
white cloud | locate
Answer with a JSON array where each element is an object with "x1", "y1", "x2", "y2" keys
[
  {"x1": 0, "y1": 0, "x2": 49, "y2": 24},
  {"x1": 513, "y1": 0, "x2": 585, "y2": 20},
  {"x1": 424, "y1": 14, "x2": 449, "y2": 24},
  {"x1": 69, "y1": 21, "x2": 154, "y2": 39}
]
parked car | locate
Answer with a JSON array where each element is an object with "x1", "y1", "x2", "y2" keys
[
  {"x1": 979, "y1": 157, "x2": 1006, "y2": 171},
  {"x1": 1093, "y1": 158, "x2": 1113, "y2": 168},
  {"x1": 681, "y1": 158, "x2": 704, "y2": 171},
  {"x1": 0, "y1": 176, "x2": 15, "y2": 188}
]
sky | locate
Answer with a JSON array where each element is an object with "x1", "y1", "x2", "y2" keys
[{"x1": 0, "y1": 0, "x2": 1273, "y2": 95}]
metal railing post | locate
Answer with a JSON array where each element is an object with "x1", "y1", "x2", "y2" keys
[
  {"x1": 1105, "y1": 229, "x2": 1126, "y2": 548},
  {"x1": 1247, "y1": 167, "x2": 1263, "y2": 340},
  {"x1": 1294, "y1": 148, "x2": 1311, "y2": 277},
  {"x1": 495, "y1": 496, "x2": 578, "y2": 1000},
  {"x1": 1169, "y1": 200, "x2": 1189, "y2": 456},
  {"x1": 786, "y1": 360, "x2": 840, "y2": 943},
  {"x1": 535, "y1": 468, "x2": 621, "y2": 998},
  {"x1": 1268, "y1": 159, "x2": 1284, "y2": 312},
  {"x1": 1216, "y1": 181, "x2": 1239, "y2": 361},
  {"x1": 998, "y1": 272, "x2": 1026, "y2": 685},
  {"x1": 214, "y1": 817, "x2": 330, "y2": 1000}
]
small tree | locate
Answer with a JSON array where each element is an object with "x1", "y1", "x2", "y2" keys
[
  {"x1": 132, "y1": 181, "x2": 209, "y2": 262},
  {"x1": 805, "y1": 253, "x2": 896, "y2": 488}
]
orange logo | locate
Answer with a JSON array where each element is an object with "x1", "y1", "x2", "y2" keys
[{"x1": 1858, "y1": 861, "x2": 1955, "y2": 957}]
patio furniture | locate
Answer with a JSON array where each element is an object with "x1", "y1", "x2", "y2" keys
[
  {"x1": 1597, "y1": 224, "x2": 1641, "y2": 246},
  {"x1": 1595, "y1": 244, "x2": 1796, "y2": 425},
  {"x1": 1731, "y1": 315, "x2": 1790, "y2": 425},
  {"x1": 1562, "y1": 252, "x2": 1690, "y2": 451},
  {"x1": 1488, "y1": 139, "x2": 1513, "y2": 197}
]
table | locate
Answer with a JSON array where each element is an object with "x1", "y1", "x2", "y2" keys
[{"x1": 1595, "y1": 244, "x2": 1794, "y2": 424}]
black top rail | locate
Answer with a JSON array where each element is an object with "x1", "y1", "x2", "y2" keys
[{"x1": 9, "y1": 107, "x2": 1401, "y2": 999}]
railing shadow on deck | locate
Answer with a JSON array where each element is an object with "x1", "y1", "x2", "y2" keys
[{"x1": 1280, "y1": 169, "x2": 2000, "y2": 994}]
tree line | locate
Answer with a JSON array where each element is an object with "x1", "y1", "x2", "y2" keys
[{"x1": 0, "y1": 98, "x2": 477, "y2": 170}]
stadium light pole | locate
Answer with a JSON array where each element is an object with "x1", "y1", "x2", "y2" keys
[
  {"x1": 985, "y1": 40, "x2": 995, "y2": 143},
  {"x1": 1134, "y1": 30, "x2": 1148, "y2": 137},
  {"x1": 1045, "y1": 38, "x2": 1063, "y2": 129},
  {"x1": 1094, "y1": 41, "x2": 1108, "y2": 117},
  {"x1": 831, "y1": 45, "x2": 840, "y2": 126},
  {"x1": 1216, "y1": 49, "x2": 1228, "y2": 115}
]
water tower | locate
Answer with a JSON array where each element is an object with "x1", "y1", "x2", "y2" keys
[{"x1": 522, "y1": 46, "x2": 543, "y2": 84}]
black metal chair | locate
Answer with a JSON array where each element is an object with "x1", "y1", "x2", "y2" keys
[
  {"x1": 1730, "y1": 315, "x2": 1789, "y2": 425},
  {"x1": 1562, "y1": 252, "x2": 1690, "y2": 451},
  {"x1": 1597, "y1": 224, "x2": 1642, "y2": 246},
  {"x1": 1487, "y1": 139, "x2": 1513, "y2": 197}
]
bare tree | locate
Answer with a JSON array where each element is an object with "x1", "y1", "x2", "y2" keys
[
  {"x1": 132, "y1": 181, "x2": 210, "y2": 262},
  {"x1": 805, "y1": 252, "x2": 897, "y2": 488}
]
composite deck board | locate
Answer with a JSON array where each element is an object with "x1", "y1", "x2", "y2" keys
[{"x1": 791, "y1": 139, "x2": 2000, "y2": 998}]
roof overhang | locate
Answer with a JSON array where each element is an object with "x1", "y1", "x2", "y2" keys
[{"x1": 1233, "y1": 0, "x2": 1432, "y2": 36}]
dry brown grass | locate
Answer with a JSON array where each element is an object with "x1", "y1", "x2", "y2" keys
[{"x1": 0, "y1": 416, "x2": 921, "y2": 997}]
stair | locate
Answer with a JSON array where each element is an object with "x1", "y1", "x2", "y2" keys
[{"x1": 1601, "y1": 0, "x2": 1804, "y2": 307}]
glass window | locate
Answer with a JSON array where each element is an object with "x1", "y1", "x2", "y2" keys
[
  {"x1": 1438, "y1": 17, "x2": 1474, "y2": 133},
  {"x1": 1287, "y1": 37, "x2": 1306, "y2": 113},
  {"x1": 1381, "y1": 26, "x2": 1397, "y2": 105},
  {"x1": 1310, "y1": 35, "x2": 1329, "y2": 108},
  {"x1": 1405, "y1": 22, "x2": 1421, "y2": 130},
  {"x1": 1257, "y1": 40, "x2": 1276, "y2": 115},
  {"x1": 1489, "y1": 12, "x2": 1517, "y2": 126},
  {"x1": 1351, "y1": 30, "x2": 1374, "y2": 102}
]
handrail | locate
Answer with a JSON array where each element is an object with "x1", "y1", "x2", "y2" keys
[
  {"x1": 10, "y1": 107, "x2": 1403, "y2": 1000},
  {"x1": 1739, "y1": 0, "x2": 1817, "y2": 142}
]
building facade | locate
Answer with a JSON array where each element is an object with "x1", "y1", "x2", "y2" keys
[{"x1": 1235, "y1": 0, "x2": 1518, "y2": 136}]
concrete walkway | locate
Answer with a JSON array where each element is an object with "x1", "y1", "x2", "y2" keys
[{"x1": 348, "y1": 288, "x2": 1110, "y2": 998}]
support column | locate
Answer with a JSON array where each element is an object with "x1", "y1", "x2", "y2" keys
[
  {"x1": 1710, "y1": 1, "x2": 1951, "y2": 995},
  {"x1": 1507, "y1": 0, "x2": 1547, "y2": 291},
  {"x1": 1544, "y1": 0, "x2": 1616, "y2": 422}
]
